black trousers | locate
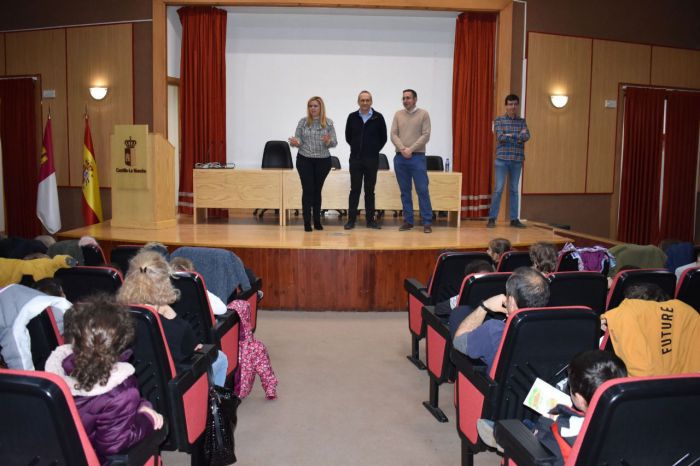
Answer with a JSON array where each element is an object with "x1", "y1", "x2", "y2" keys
[
  {"x1": 296, "y1": 154, "x2": 332, "y2": 225},
  {"x1": 348, "y1": 156, "x2": 379, "y2": 222}
]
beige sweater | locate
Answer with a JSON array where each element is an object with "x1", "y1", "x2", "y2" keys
[{"x1": 390, "y1": 108, "x2": 431, "y2": 153}]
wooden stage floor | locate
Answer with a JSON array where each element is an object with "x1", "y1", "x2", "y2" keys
[{"x1": 61, "y1": 213, "x2": 572, "y2": 311}]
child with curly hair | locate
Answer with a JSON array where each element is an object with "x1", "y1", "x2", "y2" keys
[{"x1": 45, "y1": 294, "x2": 163, "y2": 461}]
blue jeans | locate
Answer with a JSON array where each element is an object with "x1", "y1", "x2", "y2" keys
[
  {"x1": 488, "y1": 158, "x2": 522, "y2": 220},
  {"x1": 211, "y1": 350, "x2": 228, "y2": 387},
  {"x1": 394, "y1": 153, "x2": 433, "y2": 225}
]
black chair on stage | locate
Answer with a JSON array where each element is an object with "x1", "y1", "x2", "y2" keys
[
  {"x1": 547, "y1": 271, "x2": 608, "y2": 315},
  {"x1": 426, "y1": 155, "x2": 444, "y2": 171},
  {"x1": 676, "y1": 266, "x2": 700, "y2": 312},
  {"x1": 421, "y1": 272, "x2": 510, "y2": 422},
  {"x1": 256, "y1": 140, "x2": 294, "y2": 218},
  {"x1": 0, "y1": 369, "x2": 167, "y2": 465},
  {"x1": 404, "y1": 252, "x2": 492, "y2": 370},
  {"x1": 497, "y1": 251, "x2": 532, "y2": 272},
  {"x1": 110, "y1": 244, "x2": 144, "y2": 276},
  {"x1": 606, "y1": 268, "x2": 676, "y2": 310},
  {"x1": 55, "y1": 266, "x2": 123, "y2": 303},
  {"x1": 452, "y1": 306, "x2": 600, "y2": 466},
  {"x1": 496, "y1": 374, "x2": 700, "y2": 466}
]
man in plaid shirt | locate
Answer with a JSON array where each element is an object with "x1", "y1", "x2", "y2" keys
[{"x1": 487, "y1": 94, "x2": 530, "y2": 229}]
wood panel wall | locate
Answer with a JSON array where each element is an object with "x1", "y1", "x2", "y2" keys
[
  {"x1": 5, "y1": 29, "x2": 69, "y2": 185},
  {"x1": 67, "y1": 24, "x2": 133, "y2": 188},
  {"x1": 651, "y1": 46, "x2": 700, "y2": 89},
  {"x1": 0, "y1": 34, "x2": 5, "y2": 74},
  {"x1": 524, "y1": 33, "x2": 591, "y2": 194}
]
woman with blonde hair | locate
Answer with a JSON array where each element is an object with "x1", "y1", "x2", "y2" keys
[
  {"x1": 117, "y1": 250, "x2": 228, "y2": 385},
  {"x1": 288, "y1": 96, "x2": 338, "y2": 231}
]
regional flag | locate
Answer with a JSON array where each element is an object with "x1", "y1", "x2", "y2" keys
[
  {"x1": 81, "y1": 114, "x2": 103, "y2": 225},
  {"x1": 37, "y1": 114, "x2": 62, "y2": 233}
]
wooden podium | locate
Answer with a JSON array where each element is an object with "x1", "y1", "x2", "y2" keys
[{"x1": 110, "y1": 125, "x2": 177, "y2": 229}]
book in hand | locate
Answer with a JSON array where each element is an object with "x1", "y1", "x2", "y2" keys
[{"x1": 523, "y1": 378, "x2": 572, "y2": 418}]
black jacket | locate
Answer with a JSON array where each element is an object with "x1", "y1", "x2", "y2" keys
[{"x1": 345, "y1": 109, "x2": 388, "y2": 160}]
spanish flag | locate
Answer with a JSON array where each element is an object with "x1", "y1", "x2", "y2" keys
[
  {"x1": 37, "y1": 113, "x2": 61, "y2": 233},
  {"x1": 81, "y1": 113, "x2": 103, "y2": 225}
]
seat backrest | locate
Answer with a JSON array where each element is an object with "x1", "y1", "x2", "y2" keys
[
  {"x1": 0, "y1": 369, "x2": 99, "y2": 466},
  {"x1": 426, "y1": 155, "x2": 444, "y2": 171},
  {"x1": 555, "y1": 251, "x2": 580, "y2": 272},
  {"x1": 170, "y1": 272, "x2": 216, "y2": 345},
  {"x1": 330, "y1": 156, "x2": 341, "y2": 170},
  {"x1": 606, "y1": 268, "x2": 677, "y2": 310},
  {"x1": 110, "y1": 244, "x2": 143, "y2": 276},
  {"x1": 547, "y1": 271, "x2": 608, "y2": 315},
  {"x1": 54, "y1": 266, "x2": 123, "y2": 303},
  {"x1": 27, "y1": 307, "x2": 62, "y2": 370},
  {"x1": 675, "y1": 266, "x2": 700, "y2": 312},
  {"x1": 497, "y1": 251, "x2": 533, "y2": 272},
  {"x1": 262, "y1": 140, "x2": 293, "y2": 169},
  {"x1": 570, "y1": 374, "x2": 700, "y2": 465},
  {"x1": 428, "y1": 252, "x2": 493, "y2": 305},
  {"x1": 80, "y1": 244, "x2": 106, "y2": 266},
  {"x1": 377, "y1": 153, "x2": 390, "y2": 170},
  {"x1": 456, "y1": 272, "x2": 511, "y2": 308},
  {"x1": 490, "y1": 307, "x2": 600, "y2": 422}
]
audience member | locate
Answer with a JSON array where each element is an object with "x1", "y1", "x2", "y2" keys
[
  {"x1": 623, "y1": 282, "x2": 669, "y2": 301},
  {"x1": 48, "y1": 239, "x2": 85, "y2": 265},
  {"x1": 170, "y1": 256, "x2": 227, "y2": 315},
  {"x1": 608, "y1": 243, "x2": 666, "y2": 277},
  {"x1": 141, "y1": 241, "x2": 170, "y2": 260},
  {"x1": 33, "y1": 277, "x2": 66, "y2": 297},
  {"x1": 0, "y1": 254, "x2": 74, "y2": 287},
  {"x1": 45, "y1": 294, "x2": 163, "y2": 462},
  {"x1": 487, "y1": 237, "x2": 512, "y2": 265},
  {"x1": 529, "y1": 242, "x2": 557, "y2": 274},
  {"x1": 434, "y1": 259, "x2": 496, "y2": 324},
  {"x1": 452, "y1": 267, "x2": 550, "y2": 372},
  {"x1": 660, "y1": 240, "x2": 694, "y2": 274},
  {"x1": 674, "y1": 251, "x2": 699, "y2": 281},
  {"x1": 116, "y1": 250, "x2": 229, "y2": 386}
]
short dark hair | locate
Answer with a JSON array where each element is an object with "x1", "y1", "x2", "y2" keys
[
  {"x1": 505, "y1": 267, "x2": 550, "y2": 308},
  {"x1": 568, "y1": 350, "x2": 627, "y2": 402},
  {"x1": 33, "y1": 278, "x2": 64, "y2": 297},
  {"x1": 464, "y1": 259, "x2": 495, "y2": 275},
  {"x1": 488, "y1": 238, "x2": 511, "y2": 258},
  {"x1": 505, "y1": 94, "x2": 519, "y2": 105},
  {"x1": 624, "y1": 282, "x2": 670, "y2": 302},
  {"x1": 403, "y1": 89, "x2": 417, "y2": 98}
]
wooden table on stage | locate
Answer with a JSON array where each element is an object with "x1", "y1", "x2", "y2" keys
[
  {"x1": 193, "y1": 168, "x2": 462, "y2": 227},
  {"x1": 283, "y1": 170, "x2": 463, "y2": 227}
]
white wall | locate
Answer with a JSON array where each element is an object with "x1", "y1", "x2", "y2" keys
[{"x1": 168, "y1": 7, "x2": 457, "y2": 170}]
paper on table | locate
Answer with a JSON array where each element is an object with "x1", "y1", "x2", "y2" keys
[{"x1": 523, "y1": 377, "x2": 572, "y2": 417}]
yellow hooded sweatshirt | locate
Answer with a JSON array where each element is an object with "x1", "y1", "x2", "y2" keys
[
  {"x1": 0, "y1": 255, "x2": 72, "y2": 287},
  {"x1": 603, "y1": 299, "x2": 700, "y2": 376}
]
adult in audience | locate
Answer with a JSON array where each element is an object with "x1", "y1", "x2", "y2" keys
[
  {"x1": 344, "y1": 90, "x2": 387, "y2": 230},
  {"x1": 45, "y1": 294, "x2": 163, "y2": 462},
  {"x1": 487, "y1": 94, "x2": 530, "y2": 229},
  {"x1": 288, "y1": 96, "x2": 338, "y2": 232},
  {"x1": 117, "y1": 250, "x2": 229, "y2": 386},
  {"x1": 529, "y1": 241, "x2": 557, "y2": 274},
  {"x1": 390, "y1": 88, "x2": 433, "y2": 233},
  {"x1": 675, "y1": 251, "x2": 699, "y2": 280},
  {"x1": 452, "y1": 267, "x2": 550, "y2": 372},
  {"x1": 170, "y1": 256, "x2": 227, "y2": 316}
]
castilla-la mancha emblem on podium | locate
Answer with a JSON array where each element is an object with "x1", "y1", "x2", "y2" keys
[{"x1": 124, "y1": 137, "x2": 137, "y2": 166}]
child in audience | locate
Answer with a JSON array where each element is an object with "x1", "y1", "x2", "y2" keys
[
  {"x1": 45, "y1": 294, "x2": 163, "y2": 462},
  {"x1": 434, "y1": 259, "x2": 495, "y2": 324},
  {"x1": 478, "y1": 350, "x2": 627, "y2": 463},
  {"x1": 529, "y1": 242, "x2": 557, "y2": 274},
  {"x1": 32, "y1": 277, "x2": 66, "y2": 297},
  {"x1": 170, "y1": 257, "x2": 228, "y2": 315},
  {"x1": 488, "y1": 238, "x2": 512, "y2": 266},
  {"x1": 117, "y1": 250, "x2": 229, "y2": 386}
]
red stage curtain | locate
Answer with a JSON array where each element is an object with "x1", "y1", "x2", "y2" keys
[
  {"x1": 617, "y1": 87, "x2": 666, "y2": 244},
  {"x1": 451, "y1": 12, "x2": 496, "y2": 219},
  {"x1": 0, "y1": 78, "x2": 41, "y2": 237},
  {"x1": 659, "y1": 92, "x2": 700, "y2": 242},
  {"x1": 178, "y1": 6, "x2": 227, "y2": 216}
]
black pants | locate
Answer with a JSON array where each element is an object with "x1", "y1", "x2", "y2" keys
[
  {"x1": 296, "y1": 154, "x2": 332, "y2": 226},
  {"x1": 348, "y1": 156, "x2": 379, "y2": 222}
]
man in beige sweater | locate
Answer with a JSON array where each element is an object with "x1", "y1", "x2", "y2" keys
[{"x1": 390, "y1": 89, "x2": 433, "y2": 233}]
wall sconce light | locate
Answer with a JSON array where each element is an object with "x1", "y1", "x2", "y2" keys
[
  {"x1": 89, "y1": 86, "x2": 108, "y2": 101},
  {"x1": 550, "y1": 94, "x2": 569, "y2": 109}
]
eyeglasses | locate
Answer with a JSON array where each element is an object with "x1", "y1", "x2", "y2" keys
[{"x1": 194, "y1": 162, "x2": 236, "y2": 169}]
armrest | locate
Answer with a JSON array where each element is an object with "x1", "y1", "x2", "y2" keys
[
  {"x1": 214, "y1": 309, "x2": 240, "y2": 336},
  {"x1": 451, "y1": 348, "x2": 495, "y2": 396},
  {"x1": 229, "y1": 277, "x2": 262, "y2": 302},
  {"x1": 106, "y1": 424, "x2": 169, "y2": 466},
  {"x1": 404, "y1": 278, "x2": 430, "y2": 303},
  {"x1": 495, "y1": 420, "x2": 558, "y2": 466},
  {"x1": 422, "y1": 306, "x2": 450, "y2": 339}
]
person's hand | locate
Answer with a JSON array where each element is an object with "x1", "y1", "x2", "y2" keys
[
  {"x1": 401, "y1": 147, "x2": 412, "y2": 158},
  {"x1": 321, "y1": 133, "x2": 331, "y2": 145},
  {"x1": 520, "y1": 128, "x2": 527, "y2": 134},
  {"x1": 600, "y1": 316, "x2": 608, "y2": 332},
  {"x1": 139, "y1": 406, "x2": 164, "y2": 429},
  {"x1": 482, "y1": 294, "x2": 507, "y2": 314},
  {"x1": 194, "y1": 343, "x2": 204, "y2": 351},
  {"x1": 288, "y1": 137, "x2": 300, "y2": 147}
]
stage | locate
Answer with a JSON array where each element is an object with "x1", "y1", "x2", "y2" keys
[{"x1": 60, "y1": 212, "x2": 573, "y2": 311}]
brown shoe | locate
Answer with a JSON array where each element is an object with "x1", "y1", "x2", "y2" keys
[
  {"x1": 423, "y1": 225, "x2": 432, "y2": 234},
  {"x1": 399, "y1": 222, "x2": 413, "y2": 231}
]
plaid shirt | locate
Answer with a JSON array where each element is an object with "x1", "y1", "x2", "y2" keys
[
  {"x1": 494, "y1": 114, "x2": 530, "y2": 162},
  {"x1": 295, "y1": 117, "x2": 338, "y2": 158}
]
